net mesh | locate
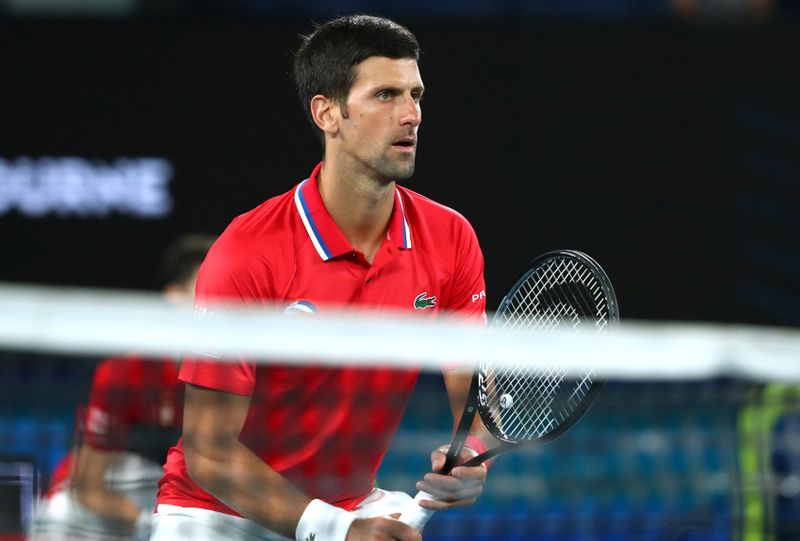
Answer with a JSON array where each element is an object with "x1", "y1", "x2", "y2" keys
[{"x1": 1, "y1": 284, "x2": 800, "y2": 541}]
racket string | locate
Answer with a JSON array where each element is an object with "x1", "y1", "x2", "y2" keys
[
  {"x1": 500, "y1": 260, "x2": 610, "y2": 333},
  {"x1": 486, "y1": 363, "x2": 569, "y2": 439},
  {"x1": 488, "y1": 256, "x2": 611, "y2": 441}
]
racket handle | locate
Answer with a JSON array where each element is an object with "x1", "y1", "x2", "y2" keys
[{"x1": 398, "y1": 490, "x2": 439, "y2": 530}]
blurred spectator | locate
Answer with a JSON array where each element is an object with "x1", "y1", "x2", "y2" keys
[{"x1": 27, "y1": 235, "x2": 214, "y2": 541}]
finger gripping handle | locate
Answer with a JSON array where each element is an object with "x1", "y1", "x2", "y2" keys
[{"x1": 398, "y1": 490, "x2": 439, "y2": 530}]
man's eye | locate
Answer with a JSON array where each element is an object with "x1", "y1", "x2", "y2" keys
[{"x1": 377, "y1": 91, "x2": 393, "y2": 100}]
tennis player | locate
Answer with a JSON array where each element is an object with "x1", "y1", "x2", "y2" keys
[
  {"x1": 28, "y1": 235, "x2": 214, "y2": 541},
  {"x1": 152, "y1": 15, "x2": 491, "y2": 541}
]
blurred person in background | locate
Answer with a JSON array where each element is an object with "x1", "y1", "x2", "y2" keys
[{"x1": 28, "y1": 234, "x2": 215, "y2": 541}]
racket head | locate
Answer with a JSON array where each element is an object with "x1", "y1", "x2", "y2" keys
[{"x1": 478, "y1": 249, "x2": 619, "y2": 446}]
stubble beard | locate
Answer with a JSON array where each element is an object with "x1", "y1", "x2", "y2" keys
[{"x1": 370, "y1": 152, "x2": 416, "y2": 182}]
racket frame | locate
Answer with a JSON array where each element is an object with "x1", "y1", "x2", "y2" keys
[
  {"x1": 444, "y1": 250, "x2": 619, "y2": 468},
  {"x1": 399, "y1": 249, "x2": 619, "y2": 529},
  {"x1": 466, "y1": 249, "x2": 619, "y2": 464}
]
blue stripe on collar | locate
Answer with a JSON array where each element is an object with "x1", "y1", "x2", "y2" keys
[{"x1": 294, "y1": 180, "x2": 333, "y2": 261}]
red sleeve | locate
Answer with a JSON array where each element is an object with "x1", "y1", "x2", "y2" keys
[
  {"x1": 45, "y1": 453, "x2": 74, "y2": 495},
  {"x1": 82, "y1": 359, "x2": 131, "y2": 450},
  {"x1": 443, "y1": 218, "x2": 487, "y2": 325},
  {"x1": 180, "y1": 231, "x2": 275, "y2": 396}
]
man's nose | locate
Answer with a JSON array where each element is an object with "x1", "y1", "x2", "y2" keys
[{"x1": 400, "y1": 94, "x2": 422, "y2": 127}]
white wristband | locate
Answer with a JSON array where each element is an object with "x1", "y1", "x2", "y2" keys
[{"x1": 295, "y1": 499, "x2": 356, "y2": 541}]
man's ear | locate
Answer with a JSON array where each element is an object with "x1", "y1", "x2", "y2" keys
[{"x1": 310, "y1": 95, "x2": 340, "y2": 137}]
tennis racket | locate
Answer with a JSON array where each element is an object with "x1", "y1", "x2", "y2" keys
[{"x1": 399, "y1": 249, "x2": 619, "y2": 530}]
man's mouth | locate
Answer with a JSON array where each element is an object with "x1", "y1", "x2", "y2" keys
[{"x1": 391, "y1": 137, "x2": 416, "y2": 151}]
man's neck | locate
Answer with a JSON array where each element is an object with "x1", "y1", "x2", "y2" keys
[{"x1": 317, "y1": 158, "x2": 395, "y2": 264}]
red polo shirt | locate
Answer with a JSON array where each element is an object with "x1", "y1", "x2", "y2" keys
[
  {"x1": 47, "y1": 356, "x2": 182, "y2": 495},
  {"x1": 157, "y1": 163, "x2": 486, "y2": 515}
]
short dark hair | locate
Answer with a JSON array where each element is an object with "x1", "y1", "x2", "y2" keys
[
  {"x1": 292, "y1": 15, "x2": 420, "y2": 139},
  {"x1": 160, "y1": 234, "x2": 215, "y2": 286}
]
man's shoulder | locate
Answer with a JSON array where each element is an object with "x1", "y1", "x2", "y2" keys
[
  {"x1": 226, "y1": 186, "x2": 298, "y2": 239},
  {"x1": 398, "y1": 185, "x2": 477, "y2": 236},
  {"x1": 93, "y1": 354, "x2": 175, "y2": 379},
  {"x1": 90, "y1": 355, "x2": 152, "y2": 392},
  {"x1": 213, "y1": 186, "x2": 299, "y2": 259},
  {"x1": 397, "y1": 186, "x2": 469, "y2": 224},
  {"x1": 197, "y1": 185, "x2": 302, "y2": 297}
]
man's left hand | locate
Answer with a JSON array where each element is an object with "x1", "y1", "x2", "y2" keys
[{"x1": 413, "y1": 445, "x2": 487, "y2": 510}]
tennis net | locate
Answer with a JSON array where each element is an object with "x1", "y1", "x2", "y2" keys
[{"x1": 2, "y1": 283, "x2": 800, "y2": 541}]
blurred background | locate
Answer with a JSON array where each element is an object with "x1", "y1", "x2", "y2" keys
[{"x1": 1, "y1": 1, "x2": 800, "y2": 539}]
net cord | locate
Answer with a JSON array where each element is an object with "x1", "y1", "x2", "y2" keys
[{"x1": 1, "y1": 283, "x2": 799, "y2": 381}]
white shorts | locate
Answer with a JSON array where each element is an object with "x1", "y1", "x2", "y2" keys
[
  {"x1": 150, "y1": 488, "x2": 414, "y2": 541},
  {"x1": 27, "y1": 490, "x2": 143, "y2": 541}
]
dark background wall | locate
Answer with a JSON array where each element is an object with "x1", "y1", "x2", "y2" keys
[
  {"x1": 1, "y1": 15, "x2": 799, "y2": 538},
  {"x1": 1, "y1": 19, "x2": 799, "y2": 324}
]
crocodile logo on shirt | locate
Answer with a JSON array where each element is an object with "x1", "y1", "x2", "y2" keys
[
  {"x1": 305, "y1": 535, "x2": 315, "y2": 541},
  {"x1": 414, "y1": 292, "x2": 437, "y2": 310}
]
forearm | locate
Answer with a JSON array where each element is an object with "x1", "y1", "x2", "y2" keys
[
  {"x1": 73, "y1": 485, "x2": 141, "y2": 528},
  {"x1": 185, "y1": 437, "x2": 310, "y2": 538},
  {"x1": 71, "y1": 445, "x2": 146, "y2": 530},
  {"x1": 442, "y1": 369, "x2": 492, "y2": 442},
  {"x1": 181, "y1": 383, "x2": 354, "y2": 539}
]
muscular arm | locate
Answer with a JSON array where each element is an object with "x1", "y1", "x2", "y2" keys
[
  {"x1": 183, "y1": 383, "x2": 419, "y2": 541},
  {"x1": 411, "y1": 369, "x2": 493, "y2": 512},
  {"x1": 182, "y1": 383, "x2": 311, "y2": 538},
  {"x1": 72, "y1": 446, "x2": 142, "y2": 529}
]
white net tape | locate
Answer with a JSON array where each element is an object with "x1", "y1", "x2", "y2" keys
[{"x1": 1, "y1": 282, "x2": 800, "y2": 381}]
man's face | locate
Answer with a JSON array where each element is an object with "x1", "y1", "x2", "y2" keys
[{"x1": 336, "y1": 56, "x2": 424, "y2": 181}]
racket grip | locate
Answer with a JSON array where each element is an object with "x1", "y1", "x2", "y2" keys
[{"x1": 398, "y1": 490, "x2": 439, "y2": 530}]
